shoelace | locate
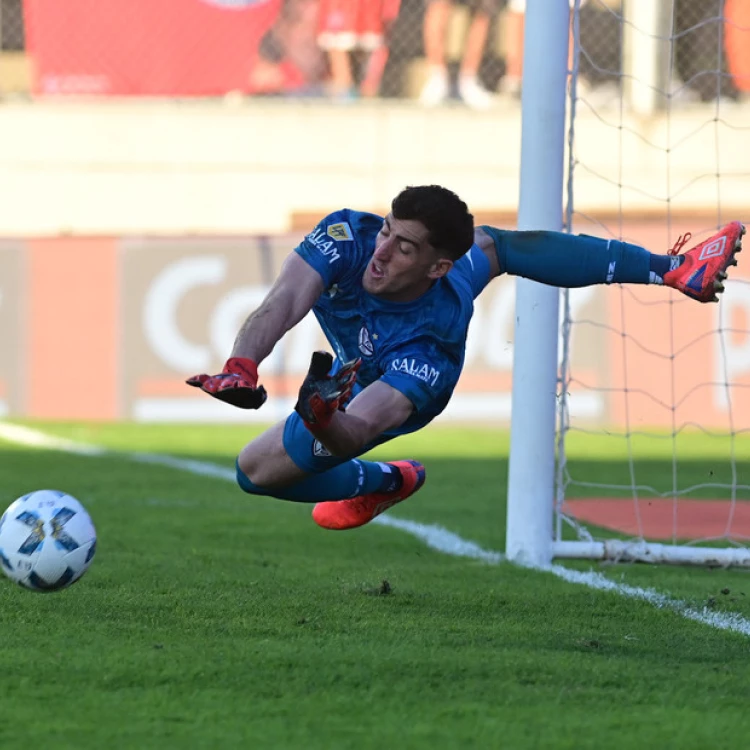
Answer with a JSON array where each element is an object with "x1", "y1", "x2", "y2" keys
[{"x1": 668, "y1": 232, "x2": 692, "y2": 256}]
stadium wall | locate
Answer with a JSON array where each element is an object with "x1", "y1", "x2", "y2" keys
[{"x1": 0, "y1": 100, "x2": 748, "y2": 235}]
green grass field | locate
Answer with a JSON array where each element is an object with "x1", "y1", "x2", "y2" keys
[{"x1": 1, "y1": 421, "x2": 749, "y2": 749}]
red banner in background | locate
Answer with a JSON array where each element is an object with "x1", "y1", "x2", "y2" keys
[{"x1": 23, "y1": 0, "x2": 325, "y2": 96}]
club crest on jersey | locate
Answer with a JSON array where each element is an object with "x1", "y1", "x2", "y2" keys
[
  {"x1": 390, "y1": 358, "x2": 440, "y2": 386},
  {"x1": 698, "y1": 236, "x2": 726, "y2": 261},
  {"x1": 327, "y1": 222, "x2": 353, "y2": 241},
  {"x1": 306, "y1": 227, "x2": 341, "y2": 264},
  {"x1": 358, "y1": 326, "x2": 374, "y2": 357},
  {"x1": 312, "y1": 440, "x2": 331, "y2": 458}
]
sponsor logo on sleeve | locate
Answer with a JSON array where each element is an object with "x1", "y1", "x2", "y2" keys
[
  {"x1": 390, "y1": 358, "x2": 440, "y2": 386},
  {"x1": 306, "y1": 227, "x2": 341, "y2": 264},
  {"x1": 327, "y1": 222, "x2": 353, "y2": 241}
]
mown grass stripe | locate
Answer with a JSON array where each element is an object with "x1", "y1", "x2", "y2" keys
[{"x1": 1, "y1": 421, "x2": 748, "y2": 637}]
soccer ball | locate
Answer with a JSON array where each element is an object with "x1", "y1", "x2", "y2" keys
[{"x1": 0, "y1": 489, "x2": 97, "y2": 592}]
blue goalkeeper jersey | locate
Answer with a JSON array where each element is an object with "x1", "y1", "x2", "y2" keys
[{"x1": 294, "y1": 209, "x2": 492, "y2": 433}]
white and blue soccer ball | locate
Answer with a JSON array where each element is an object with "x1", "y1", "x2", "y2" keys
[{"x1": 0, "y1": 489, "x2": 97, "y2": 592}]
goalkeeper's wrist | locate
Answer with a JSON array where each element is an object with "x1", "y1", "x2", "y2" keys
[
  {"x1": 302, "y1": 412, "x2": 334, "y2": 433},
  {"x1": 223, "y1": 357, "x2": 259, "y2": 382},
  {"x1": 301, "y1": 406, "x2": 338, "y2": 433}
]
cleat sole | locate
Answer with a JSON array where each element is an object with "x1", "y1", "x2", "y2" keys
[{"x1": 713, "y1": 223, "x2": 744, "y2": 300}]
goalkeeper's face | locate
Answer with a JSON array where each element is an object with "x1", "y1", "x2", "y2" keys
[{"x1": 364, "y1": 215, "x2": 453, "y2": 302}]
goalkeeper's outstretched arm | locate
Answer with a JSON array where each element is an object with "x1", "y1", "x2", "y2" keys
[
  {"x1": 231, "y1": 252, "x2": 325, "y2": 365},
  {"x1": 186, "y1": 252, "x2": 325, "y2": 409}
]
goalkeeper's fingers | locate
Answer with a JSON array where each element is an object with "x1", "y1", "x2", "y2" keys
[
  {"x1": 186, "y1": 373, "x2": 210, "y2": 388},
  {"x1": 334, "y1": 358, "x2": 361, "y2": 395},
  {"x1": 307, "y1": 351, "x2": 334, "y2": 379},
  {"x1": 212, "y1": 384, "x2": 268, "y2": 410}
]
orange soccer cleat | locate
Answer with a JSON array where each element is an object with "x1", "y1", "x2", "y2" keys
[
  {"x1": 312, "y1": 460, "x2": 426, "y2": 531},
  {"x1": 663, "y1": 221, "x2": 745, "y2": 303}
]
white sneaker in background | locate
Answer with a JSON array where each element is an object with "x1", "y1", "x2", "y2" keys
[
  {"x1": 419, "y1": 67, "x2": 450, "y2": 106},
  {"x1": 498, "y1": 75, "x2": 522, "y2": 98},
  {"x1": 458, "y1": 75, "x2": 495, "y2": 110}
]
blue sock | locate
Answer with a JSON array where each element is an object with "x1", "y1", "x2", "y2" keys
[
  {"x1": 649, "y1": 253, "x2": 685, "y2": 283},
  {"x1": 236, "y1": 459, "x2": 402, "y2": 503},
  {"x1": 481, "y1": 226, "x2": 656, "y2": 286}
]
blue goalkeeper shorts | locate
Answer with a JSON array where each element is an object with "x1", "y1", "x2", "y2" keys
[{"x1": 282, "y1": 410, "x2": 418, "y2": 474}]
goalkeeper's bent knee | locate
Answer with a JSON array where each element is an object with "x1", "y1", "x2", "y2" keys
[{"x1": 235, "y1": 459, "x2": 273, "y2": 496}]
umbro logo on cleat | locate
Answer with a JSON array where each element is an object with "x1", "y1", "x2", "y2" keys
[
  {"x1": 686, "y1": 266, "x2": 707, "y2": 293},
  {"x1": 698, "y1": 236, "x2": 726, "y2": 261}
]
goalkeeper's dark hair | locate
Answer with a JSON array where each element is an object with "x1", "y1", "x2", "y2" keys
[{"x1": 391, "y1": 185, "x2": 475, "y2": 261}]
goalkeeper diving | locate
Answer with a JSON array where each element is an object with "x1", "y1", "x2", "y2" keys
[{"x1": 187, "y1": 185, "x2": 744, "y2": 530}]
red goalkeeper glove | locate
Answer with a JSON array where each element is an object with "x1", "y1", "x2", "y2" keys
[
  {"x1": 186, "y1": 357, "x2": 267, "y2": 409},
  {"x1": 294, "y1": 351, "x2": 361, "y2": 429}
]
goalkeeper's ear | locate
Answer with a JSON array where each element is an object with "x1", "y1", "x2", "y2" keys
[{"x1": 428, "y1": 257, "x2": 453, "y2": 280}]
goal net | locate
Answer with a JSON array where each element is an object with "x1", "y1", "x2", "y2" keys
[{"x1": 550, "y1": 0, "x2": 750, "y2": 566}]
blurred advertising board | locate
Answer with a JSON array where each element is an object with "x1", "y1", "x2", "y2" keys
[
  {"x1": 2, "y1": 224, "x2": 749, "y2": 426},
  {"x1": 23, "y1": 0, "x2": 325, "y2": 96},
  {"x1": 0, "y1": 242, "x2": 24, "y2": 418}
]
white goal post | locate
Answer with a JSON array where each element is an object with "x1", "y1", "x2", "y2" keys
[
  {"x1": 505, "y1": 0, "x2": 567, "y2": 567},
  {"x1": 505, "y1": 0, "x2": 750, "y2": 568}
]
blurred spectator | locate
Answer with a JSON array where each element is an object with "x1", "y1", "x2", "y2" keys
[
  {"x1": 249, "y1": 0, "x2": 328, "y2": 96},
  {"x1": 317, "y1": 0, "x2": 402, "y2": 99},
  {"x1": 725, "y1": 0, "x2": 750, "y2": 96},
  {"x1": 419, "y1": 0, "x2": 500, "y2": 109},
  {"x1": 500, "y1": 0, "x2": 524, "y2": 96},
  {"x1": 674, "y1": 0, "x2": 740, "y2": 102},
  {"x1": 1, "y1": 0, "x2": 25, "y2": 52},
  {"x1": 500, "y1": 0, "x2": 596, "y2": 97}
]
